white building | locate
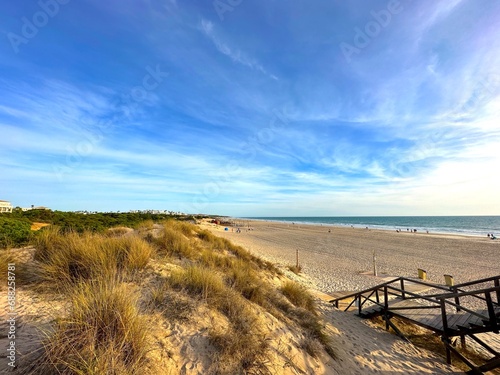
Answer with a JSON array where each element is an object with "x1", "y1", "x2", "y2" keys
[{"x1": 0, "y1": 200, "x2": 13, "y2": 213}]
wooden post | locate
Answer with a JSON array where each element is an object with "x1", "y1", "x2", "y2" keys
[
  {"x1": 296, "y1": 249, "x2": 299, "y2": 269},
  {"x1": 494, "y1": 278, "x2": 500, "y2": 304},
  {"x1": 373, "y1": 250, "x2": 378, "y2": 276},
  {"x1": 384, "y1": 286, "x2": 389, "y2": 331},
  {"x1": 440, "y1": 299, "x2": 451, "y2": 364},
  {"x1": 444, "y1": 274, "x2": 454, "y2": 287},
  {"x1": 485, "y1": 292, "x2": 499, "y2": 333},
  {"x1": 418, "y1": 268, "x2": 427, "y2": 280}
]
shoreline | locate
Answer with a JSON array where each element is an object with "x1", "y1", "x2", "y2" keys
[
  {"x1": 227, "y1": 216, "x2": 500, "y2": 238},
  {"x1": 202, "y1": 219, "x2": 500, "y2": 296}
]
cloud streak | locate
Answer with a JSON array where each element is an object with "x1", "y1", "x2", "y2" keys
[{"x1": 1, "y1": 0, "x2": 499, "y2": 215}]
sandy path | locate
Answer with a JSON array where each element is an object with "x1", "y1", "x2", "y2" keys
[{"x1": 320, "y1": 302, "x2": 462, "y2": 374}]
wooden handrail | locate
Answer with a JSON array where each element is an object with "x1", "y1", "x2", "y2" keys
[
  {"x1": 433, "y1": 285, "x2": 500, "y2": 300},
  {"x1": 453, "y1": 275, "x2": 500, "y2": 288},
  {"x1": 385, "y1": 285, "x2": 442, "y2": 305},
  {"x1": 329, "y1": 277, "x2": 402, "y2": 304},
  {"x1": 329, "y1": 276, "x2": 451, "y2": 305}
]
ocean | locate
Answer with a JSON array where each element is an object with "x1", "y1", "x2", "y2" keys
[{"x1": 245, "y1": 216, "x2": 500, "y2": 237}]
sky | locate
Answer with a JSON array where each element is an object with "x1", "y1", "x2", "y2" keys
[{"x1": 1, "y1": 0, "x2": 499, "y2": 216}]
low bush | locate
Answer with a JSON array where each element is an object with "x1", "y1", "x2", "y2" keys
[{"x1": 0, "y1": 217, "x2": 32, "y2": 248}]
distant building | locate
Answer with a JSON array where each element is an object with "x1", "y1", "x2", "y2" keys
[
  {"x1": 0, "y1": 200, "x2": 13, "y2": 213},
  {"x1": 21, "y1": 205, "x2": 50, "y2": 211}
]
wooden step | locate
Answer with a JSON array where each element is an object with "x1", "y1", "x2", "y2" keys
[{"x1": 358, "y1": 306, "x2": 384, "y2": 318}]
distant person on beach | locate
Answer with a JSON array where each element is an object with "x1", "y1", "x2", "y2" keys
[{"x1": 491, "y1": 234, "x2": 497, "y2": 240}]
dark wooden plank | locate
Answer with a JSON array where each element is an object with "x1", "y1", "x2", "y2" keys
[
  {"x1": 449, "y1": 312, "x2": 471, "y2": 330},
  {"x1": 425, "y1": 314, "x2": 445, "y2": 331},
  {"x1": 463, "y1": 314, "x2": 485, "y2": 328},
  {"x1": 446, "y1": 313, "x2": 466, "y2": 328}
]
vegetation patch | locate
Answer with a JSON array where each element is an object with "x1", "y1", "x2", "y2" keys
[
  {"x1": 281, "y1": 281, "x2": 316, "y2": 313},
  {"x1": 33, "y1": 228, "x2": 154, "y2": 288},
  {"x1": 37, "y1": 278, "x2": 149, "y2": 375},
  {"x1": 2, "y1": 216, "x2": 334, "y2": 373},
  {"x1": 287, "y1": 264, "x2": 302, "y2": 274},
  {"x1": 0, "y1": 217, "x2": 32, "y2": 248}
]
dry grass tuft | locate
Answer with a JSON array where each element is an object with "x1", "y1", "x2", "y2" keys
[
  {"x1": 300, "y1": 333, "x2": 324, "y2": 358},
  {"x1": 287, "y1": 264, "x2": 302, "y2": 274},
  {"x1": 38, "y1": 278, "x2": 150, "y2": 375},
  {"x1": 208, "y1": 323, "x2": 269, "y2": 375},
  {"x1": 33, "y1": 228, "x2": 154, "y2": 288},
  {"x1": 168, "y1": 265, "x2": 226, "y2": 300},
  {"x1": 136, "y1": 219, "x2": 154, "y2": 232},
  {"x1": 106, "y1": 226, "x2": 132, "y2": 237},
  {"x1": 281, "y1": 281, "x2": 316, "y2": 313},
  {"x1": 226, "y1": 259, "x2": 268, "y2": 306},
  {"x1": 167, "y1": 264, "x2": 270, "y2": 373},
  {"x1": 162, "y1": 219, "x2": 198, "y2": 238},
  {"x1": 148, "y1": 283, "x2": 195, "y2": 322},
  {"x1": 155, "y1": 224, "x2": 195, "y2": 258},
  {"x1": 0, "y1": 250, "x2": 15, "y2": 290}
]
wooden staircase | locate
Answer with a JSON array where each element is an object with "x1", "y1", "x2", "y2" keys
[{"x1": 330, "y1": 275, "x2": 500, "y2": 374}]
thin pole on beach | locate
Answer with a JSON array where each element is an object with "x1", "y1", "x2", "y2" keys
[
  {"x1": 296, "y1": 249, "x2": 299, "y2": 269},
  {"x1": 373, "y1": 250, "x2": 378, "y2": 276}
]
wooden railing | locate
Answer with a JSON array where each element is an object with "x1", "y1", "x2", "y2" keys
[
  {"x1": 329, "y1": 277, "x2": 450, "y2": 313},
  {"x1": 330, "y1": 277, "x2": 500, "y2": 333},
  {"x1": 433, "y1": 275, "x2": 500, "y2": 312},
  {"x1": 330, "y1": 276, "x2": 500, "y2": 373}
]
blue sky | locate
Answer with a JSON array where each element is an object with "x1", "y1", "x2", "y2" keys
[{"x1": 1, "y1": 0, "x2": 499, "y2": 216}]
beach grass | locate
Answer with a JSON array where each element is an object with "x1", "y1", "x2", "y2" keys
[
  {"x1": 22, "y1": 219, "x2": 335, "y2": 374},
  {"x1": 281, "y1": 281, "x2": 316, "y2": 313},
  {"x1": 37, "y1": 277, "x2": 149, "y2": 375}
]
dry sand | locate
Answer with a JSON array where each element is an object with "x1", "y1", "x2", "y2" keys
[
  {"x1": 202, "y1": 219, "x2": 500, "y2": 374},
  {"x1": 205, "y1": 220, "x2": 500, "y2": 294}
]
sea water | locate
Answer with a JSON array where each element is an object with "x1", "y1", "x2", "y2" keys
[{"x1": 246, "y1": 216, "x2": 500, "y2": 237}]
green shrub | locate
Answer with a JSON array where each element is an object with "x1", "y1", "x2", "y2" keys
[{"x1": 0, "y1": 217, "x2": 32, "y2": 248}]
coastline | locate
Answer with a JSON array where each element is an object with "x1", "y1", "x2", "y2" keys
[
  {"x1": 202, "y1": 219, "x2": 500, "y2": 295},
  {"x1": 233, "y1": 216, "x2": 500, "y2": 238}
]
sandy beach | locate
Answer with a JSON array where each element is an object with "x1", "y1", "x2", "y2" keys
[
  {"x1": 201, "y1": 219, "x2": 500, "y2": 374},
  {"x1": 205, "y1": 220, "x2": 500, "y2": 295}
]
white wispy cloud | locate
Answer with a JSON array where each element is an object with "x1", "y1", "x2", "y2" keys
[{"x1": 200, "y1": 19, "x2": 277, "y2": 80}]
